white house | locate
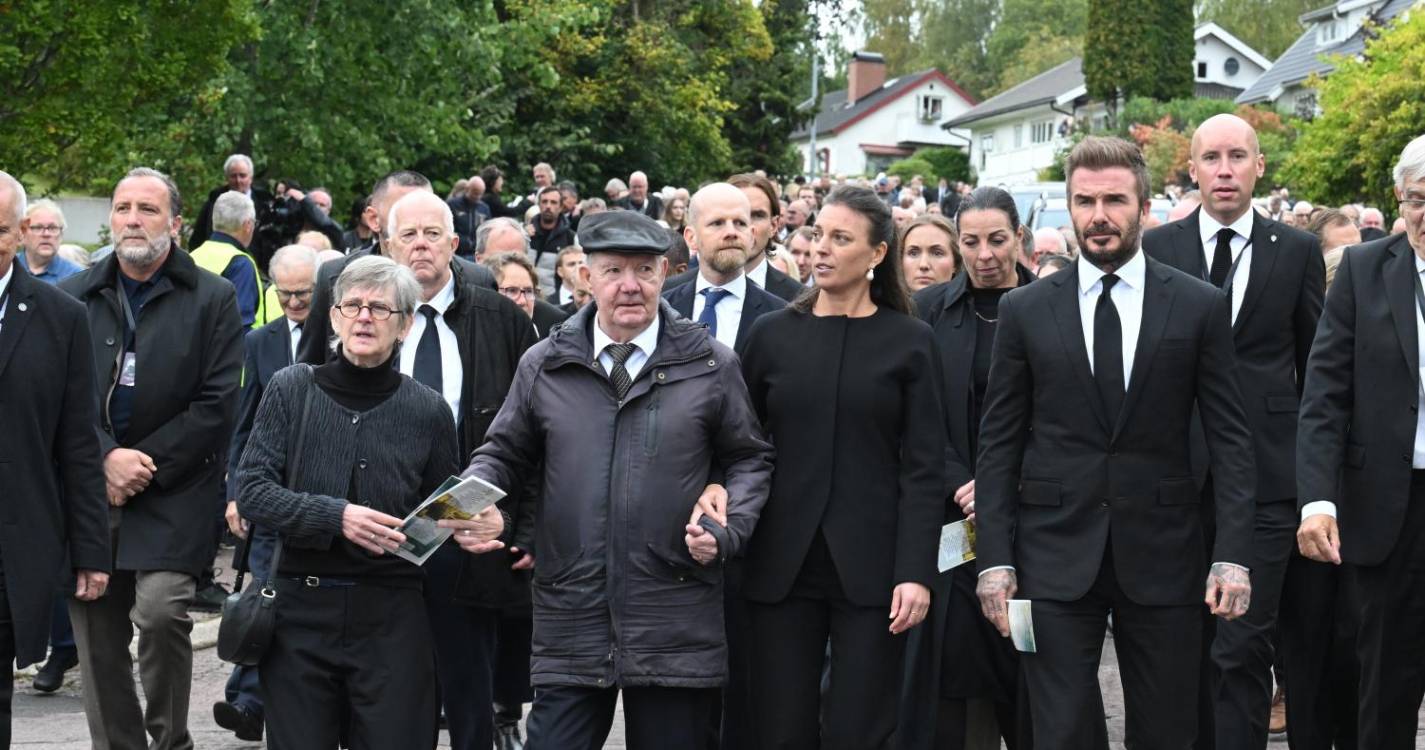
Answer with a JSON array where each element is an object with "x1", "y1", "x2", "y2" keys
[
  {"x1": 944, "y1": 24, "x2": 1273, "y2": 186},
  {"x1": 1237, "y1": 0, "x2": 1417, "y2": 114},
  {"x1": 790, "y1": 51, "x2": 978, "y2": 178}
]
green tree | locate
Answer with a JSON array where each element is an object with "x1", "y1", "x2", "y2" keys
[
  {"x1": 985, "y1": 0, "x2": 1086, "y2": 93},
  {"x1": 1195, "y1": 0, "x2": 1320, "y2": 60},
  {"x1": 1085, "y1": 0, "x2": 1193, "y2": 125},
  {"x1": 0, "y1": 0, "x2": 257, "y2": 193},
  {"x1": 1280, "y1": 11, "x2": 1425, "y2": 208},
  {"x1": 1151, "y1": 0, "x2": 1196, "y2": 101},
  {"x1": 724, "y1": 0, "x2": 816, "y2": 175},
  {"x1": 916, "y1": 146, "x2": 973, "y2": 184}
]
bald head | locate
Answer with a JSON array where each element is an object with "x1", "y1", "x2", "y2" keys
[
  {"x1": 1189, "y1": 113, "x2": 1265, "y2": 225},
  {"x1": 688, "y1": 182, "x2": 749, "y2": 229},
  {"x1": 1191, "y1": 114, "x2": 1260, "y2": 158}
]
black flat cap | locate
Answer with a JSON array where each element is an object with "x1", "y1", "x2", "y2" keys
[{"x1": 576, "y1": 210, "x2": 671, "y2": 256}]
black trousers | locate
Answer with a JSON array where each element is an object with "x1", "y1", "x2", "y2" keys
[
  {"x1": 260, "y1": 579, "x2": 437, "y2": 750},
  {"x1": 1, "y1": 552, "x2": 13, "y2": 749},
  {"x1": 1196, "y1": 498, "x2": 1297, "y2": 750},
  {"x1": 1279, "y1": 550, "x2": 1358, "y2": 750},
  {"x1": 1353, "y1": 471, "x2": 1425, "y2": 749},
  {"x1": 525, "y1": 684, "x2": 718, "y2": 750},
  {"x1": 493, "y1": 611, "x2": 534, "y2": 712},
  {"x1": 424, "y1": 546, "x2": 499, "y2": 750},
  {"x1": 747, "y1": 594, "x2": 907, "y2": 750},
  {"x1": 708, "y1": 558, "x2": 754, "y2": 750},
  {"x1": 1023, "y1": 547, "x2": 1200, "y2": 749}
]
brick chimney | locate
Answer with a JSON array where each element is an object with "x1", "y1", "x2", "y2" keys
[{"x1": 848, "y1": 51, "x2": 887, "y2": 106}]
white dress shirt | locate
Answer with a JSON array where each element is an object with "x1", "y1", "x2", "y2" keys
[
  {"x1": 692, "y1": 272, "x2": 746, "y2": 351},
  {"x1": 287, "y1": 318, "x2": 303, "y2": 364},
  {"x1": 746, "y1": 254, "x2": 769, "y2": 289},
  {"x1": 0, "y1": 263, "x2": 13, "y2": 334},
  {"x1": 594, "y1": 313, "x2": 660, "y2": 384},
  {"x1": 1078, "y1": 249, "x2": 1147, "y2": 385},
  {"x1": 1302, "y1": 254, "x2": 1425, "y2": 521},
  {"x1": 1199, "y1": 209, "x2": 1255, "y2": 324},
  {"x1": 398, "y1": 274, "x2": 463, "y2": 422}
]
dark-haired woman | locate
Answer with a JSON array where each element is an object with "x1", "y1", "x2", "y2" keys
[
  {"x1": 900, "y1": 186, "x2": 1036, "y2": 750},
  {"x1": 740, "y1": 185, "x2": 946, "y2": 749}
]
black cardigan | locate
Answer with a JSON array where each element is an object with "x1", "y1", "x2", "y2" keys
[{"x1": 738, "y1": 306, "x2": 946, "y2": 607}]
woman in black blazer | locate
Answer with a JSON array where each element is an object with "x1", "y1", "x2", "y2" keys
[
  {"x1": 901, "y1": 186, "x2": 1036, "y2": 750},
  {"x1": 739, "y1": 185, "x2": 945, "y2": 749}
]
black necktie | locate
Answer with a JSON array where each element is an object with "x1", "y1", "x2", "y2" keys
[
  {"x1": 605, "y1": 342, "x2": 637, "y2": 400},
  {"x1": 1209, "y1": 228, "x2": 1234, "y2": 288},
  {"x1": 289, "y1": 323, "x2": 302, "y2": 365},
  {"x1": 1095, "y1": 274, "x2": 1125, "y2": 424},
  {"x1": 698, "y1": 288, "x2": 731, "y2": 337},
  {"x1": 413, "y1": 305, "x2": 443, "y2": 394}
]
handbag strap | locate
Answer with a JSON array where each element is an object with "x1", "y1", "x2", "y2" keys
[{"x1": 256, "y1": 364, "x2": 318, "y2": 593}]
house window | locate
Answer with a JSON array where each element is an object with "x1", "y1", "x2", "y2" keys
[
  {"x1": 1318, "y1": 19, "x2": 1341, "y2": 46},
  {"x1": 1224, "y1": 57, "x2": 1240, "y2": 77},
  {"x1": 920, "y1": 96, "x2": 944, "y2": 122},
  {"x1": 1031, "y1": 121, "x2": 1053, "y2": 144},
  {"x1": 979, "y1": 135, "x2": 993, "y2": 171},
  {"x1": 1013, "y1": 124, "x2": 1023, "y2": 148},
  {"x1": 1196, "y1": 61, "x2": 1208, "y2": 78}
]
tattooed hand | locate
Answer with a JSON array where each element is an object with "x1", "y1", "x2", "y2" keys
[
  {"x1": 1205, "y1": 562, "x2": 1252, "y2": 621},
  {"x1": 976, "y1": 568, "x2": 1018, "y2": 637}
]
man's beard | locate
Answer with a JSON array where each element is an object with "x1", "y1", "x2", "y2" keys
[
  {"x1": 705, "y1": 244, "x2": 749, "y2": 274},
  {"x1": 115, "y1": 232, "x2": 169, "y2": 269},
  {"x1": 1076, "y1": 214, "x2": 1142, "y2": 271}
]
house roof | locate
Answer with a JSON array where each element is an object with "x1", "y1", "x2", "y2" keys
[
  {"x1": 941, "y1": 57, "x2": 1084, "y2": 130},
  {"x1": 1194, "y1": 81, "x2": 1246, "y2": 100},
  {"x1": 1195, "y1": 22, "x2": 1275, "y2": 71},
  {"x1": 1237, "y1": 0, "x2": 1415, "y2": 104},
  {"x1": 791, "y1": 69, "x2": 978, "y2": 140}
]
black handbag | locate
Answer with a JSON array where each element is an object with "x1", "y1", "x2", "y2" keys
[{"x1": 218, "y1": 366, "x2": 315, "y2": 666}]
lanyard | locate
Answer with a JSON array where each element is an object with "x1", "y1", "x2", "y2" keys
[
  {"x1": 116, "y1": 267, "x2": 139, "y2": 335},
  {"x1": 1201, "y1": 236, "x2": 1254, "y2": 293}
]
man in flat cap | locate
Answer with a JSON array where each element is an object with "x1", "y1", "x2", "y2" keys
[{"x1": 461, "y1": 210, "x2": 774, "y2": 749}]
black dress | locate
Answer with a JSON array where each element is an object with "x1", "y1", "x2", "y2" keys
[{"x1": 739, "y1": 305, "x2": 946, "y2": 749}]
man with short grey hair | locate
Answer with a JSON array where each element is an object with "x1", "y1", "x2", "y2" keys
[
  {"x1": 1361, "y1": 206, "x2": 1389, "y2": 242},
  {"x1": 1298, "y1": 132, "x2": 1425, "y2": 747},
  {"x1": 190, "y1": 154, "x2": 278, "y2": 270},
  {"x1": 475, "y1": 216, "x2": 529, "y2": 261},
  {"x1": 190, "y1": 191, "x2": 265, "y2": 328},
  {"x1": 1032, "y1": 226, "x2": 1069, "y2": 269},
  {"x1": 618, "y1": 170, "x2": 663, "y2": 219},
  {"x1": 60, "y1": 167, "x2": 244, "y2": 750}
]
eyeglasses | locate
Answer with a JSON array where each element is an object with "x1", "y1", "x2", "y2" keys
[
  {"x1": 1401, "y1": 198, "x2": 1425, "y2": 214},
  {"x1": 275, "y1": 287, "x2": 313, "y2": 301},
  {"x1": 28, "y1": 224, "x2": 63, "y2": 235},
  {"x1": 334, "y1": 301, "x2": 400, "y2": 320},
  {"x1": 498, "y1": 286, "x2": 536, "y2": 300}
]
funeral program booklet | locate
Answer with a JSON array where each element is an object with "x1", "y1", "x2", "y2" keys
[
  {"x1": 394, "y1": 475, "x2": 505, "y2": 565},
  {"x1": 937, "y1": 519, "x2": 977, "y2": 573}
]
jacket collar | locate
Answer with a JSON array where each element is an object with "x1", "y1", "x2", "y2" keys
[
  {"x1": 935, "y1": 264, "x2": 1036, "y2": 311},
  {"x1": 79, "y1": 241, "x2": 198, "y2": 299},
  {"x1": 546, "y1": 298, "x2": 711, "y2": 367}
]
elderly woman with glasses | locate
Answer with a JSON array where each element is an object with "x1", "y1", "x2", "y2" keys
[
  {"x1": 237, "y1": 255, "x2": 506, "y2": 750},
  {"x1": 486, "y1": 250, "x2": 570, "y2": 339}
]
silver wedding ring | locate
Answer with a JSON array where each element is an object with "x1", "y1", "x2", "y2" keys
[{"x1": 369, "y1": 532, "x2": 377, "y2": 540}]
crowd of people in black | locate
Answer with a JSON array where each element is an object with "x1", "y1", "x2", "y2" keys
[{"x1": 4, "y1": 114, "x2": 1425, "y2": 750}]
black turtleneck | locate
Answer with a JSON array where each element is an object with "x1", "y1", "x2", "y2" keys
[
  {"x1": 314, "y1": 348, "x2": 401, "y2": 411},
  {"x1": 970, "y1": 285, "x2": 1012, "y2": 419}
]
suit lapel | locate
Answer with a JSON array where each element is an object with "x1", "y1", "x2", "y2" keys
[
  {"x1": 1385, "y1": 238, "x2": 1419, "y2": 374},
  {"x1": 1176, "y1": 212, "x2": 1207, "y2": 279},
  {"x1": 668, "y1": 283, "x2": 694, "y2": 319},
  {"x1": 1049, "y1": 269, "x2": 1112, "y2": 435},
  {"x1": 734, "y1": 288, "x2": 769, "y2": 353},
  {"x1": 0, "y1": 267, "x2": 35, "y2": 380},
  {"x1": 1114, "y1": 258, "x2": 1175, "y2": 442},
  {"x1": 1233, "y1": 216, "x2": 1279, "y2": 332}
]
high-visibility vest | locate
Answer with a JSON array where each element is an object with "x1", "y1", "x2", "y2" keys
[{"x1": 190, "y1": 239, "x2": 270, "y2": 328}]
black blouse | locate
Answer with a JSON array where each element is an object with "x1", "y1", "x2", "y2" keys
[{"x1": 739, "y1": 306, "x2": 947, "y2": 607}]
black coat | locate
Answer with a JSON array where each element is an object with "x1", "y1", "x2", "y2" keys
[
  {"x1": 662, "y1": 275, "x2": 786, "y2": 357},
  {"x1": 1144, "y1": 209, "x2": 1325, "y2": 502},
  {"x1": 665, "y1": 259, "x2": 805, "y2": 304},
  {"x1": 617, "y1": 193, "x2": 664, "y2": 220},
  {"x1": 60, "y1": 247, "x2": 244, "y2": 577},
  {"x1": 532, "y1": 299, "x2": 569, "y2": 340},
  {"x1": 531, "y1": 216, "x2": 575, "y2": 266},
  {"x1": 227, "y1": 315, "x2": 302, "y2": 497},
  {"x1": 1298, "y1": 234, "x2": 1425, "y2": 566},
  {"x1": 447, "y1": 194, "x2": 488, "y2": 258},
  {"x1": 740, "y1": 307, "x2": 946, "y2": 606},
  {"x1": 0, "y1": 265, "x2": 111, "y2": 666},
  {"x1": 975, "y1": 256, "x2": 1257, "y2": 604}
]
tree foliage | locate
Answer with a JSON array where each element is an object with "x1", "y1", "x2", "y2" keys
[
  {"x1": 1194, "y1": 0, "x2": 1319, "y2": 60},
  {"x1": 1085, "y1": 0, "x2": 1193, "y2": 125},
  {"x1": 1280, "y1": 11, "x2": 1425, "y2": 208}
]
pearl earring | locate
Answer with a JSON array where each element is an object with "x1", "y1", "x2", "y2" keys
[{"x1": 866, "y1": 266, "x2": 876, "y2": 281}]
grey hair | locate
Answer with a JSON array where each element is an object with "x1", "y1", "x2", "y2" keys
[
  {"x1": 0, "y1": 171, "x2": 26, "y2": 225},
  {"x1": 1033, "y1": 226, "x2": 1067, "y2": 254},
  {"x1": 118, "y1": 167, "x2": 183, "y2": 217},
  {"x1": 334, "y1": 255, "x2": 422, "y2": 319},
  {"x1": 268, "y1": 243, "x2": 318, "y2": 277},
  {"x1": 212, "y1": 190, "x2": 256, "y2": 234},
  {"x1": 605, "y1": 178, "x2": 627, "y2": 193},
  {"x1": 385, "y1": 190, "x2": 455, "y2": 240},
  {"x1": 223, "y1": 154, "x2": 253, "y2": 174},
  {"x1": 476, "y1": 217, "x2": 529, "y2": 255},
  {"x1": 26, "y1": 198, "x2": 64, "y2": 227},
  {"x1": 1393, "y1": 134, "x2": 1425, "y2": 190}
]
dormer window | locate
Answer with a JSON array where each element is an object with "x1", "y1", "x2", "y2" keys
[
  {"x1": 1318, "y1": 18, "x2": 1342, "y2": 46},
  {"x1": 920, "y1": 95, "x2": 944, "y2": 122}
]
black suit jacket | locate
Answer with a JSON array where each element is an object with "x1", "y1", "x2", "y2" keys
[
  {"x1": 1144, "y1": 209, "x2": 1324, "y2": 502},
  {"x1": 975, "y1": 256, "x2": 1257, "y2": 606},
  {"x1": 227, "y1": 316, "x2": 301, "y2": 497},
  {"x1": 1298, "y1": 234, "x2": 1425, "y2": 566},
  {"x1": 661, "y1": 275, "x2": 786, "y2": 356},
  {"x1": 0, "y1": 265, "x2": 111, "y2": 665},
  {"x1": 666, "y1": 259, "x2": 804, "y2": 304},
  {"x1": 532, "y1": 299, "x2": 570, "y2": 340}
]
